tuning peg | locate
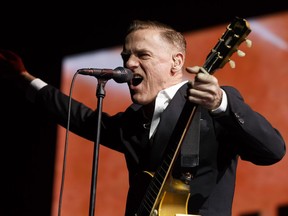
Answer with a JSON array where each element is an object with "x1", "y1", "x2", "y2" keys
[
  {"x1": 245, "y1": 39, "x2": 252, "y2": 48},
  {"x1": 229, "y1": 59, "x2": 236, "y2": 68},
  {"x1": 237, "y1": 49, "x2": 246, "y2": 57}
]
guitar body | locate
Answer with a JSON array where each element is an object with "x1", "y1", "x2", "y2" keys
[
  {"x1": 130, "y1": 171, "x2": 194, "y2": 216},
  {"x1": 159, "y1": 190, "x2": 189, "y2": 216}
]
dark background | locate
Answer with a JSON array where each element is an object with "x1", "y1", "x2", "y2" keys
[
  {"x1": 1, "y1": 2, "x2": 288, "y2": 215},
  {"x1": 3, "y1": 2, "x2": 288, "y2": 60}
]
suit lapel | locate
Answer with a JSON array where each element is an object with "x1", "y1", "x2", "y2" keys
[{"x1": 149, "y1": 83, "x2": 189, "y2": 167}]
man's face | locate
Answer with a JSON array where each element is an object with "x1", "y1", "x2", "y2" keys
[{"x1": 121, "y1": 29, "x2": 182, "y2": 105}]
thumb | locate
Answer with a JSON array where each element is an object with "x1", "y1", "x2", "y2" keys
[{"x1": 186, "y1": 66, "x2": 201, "y2": 74}]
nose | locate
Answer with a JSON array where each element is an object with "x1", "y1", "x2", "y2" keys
[{"x1": 125, "y1": 54, "x2": 139, "y2": 68}]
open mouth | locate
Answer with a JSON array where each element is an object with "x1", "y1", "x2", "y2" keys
[{"x1": 131, "y1": 75, "x2": 143, "y2": 86}]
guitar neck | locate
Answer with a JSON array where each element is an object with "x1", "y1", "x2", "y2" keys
[{"x1": 136, "y1": 103, "x2": 198, "y2": 216}]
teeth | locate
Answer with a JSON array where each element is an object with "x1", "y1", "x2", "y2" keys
[{"x1": 133, "y1": 74, "x2": 142, "y2": 78}]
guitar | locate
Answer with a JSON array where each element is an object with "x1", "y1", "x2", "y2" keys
[{"x1": 132, "y1": 17, "x2": 252, "y2": 216}]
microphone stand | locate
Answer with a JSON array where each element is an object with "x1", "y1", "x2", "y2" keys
[{"x1": 89, "y1": 78, "x2": 108, "y2": 216}]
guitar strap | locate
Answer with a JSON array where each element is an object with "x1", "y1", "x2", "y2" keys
[{"x1": 180, "y1": 105, "x2": 201, "y2": 168}]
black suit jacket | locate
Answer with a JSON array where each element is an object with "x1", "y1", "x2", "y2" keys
[{"x1": 34, "y1": 82, "x2": 286, "y2": 216}]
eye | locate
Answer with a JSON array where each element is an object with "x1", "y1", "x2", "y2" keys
[
  {"x1": 138, "y1": 52, "x2": 150, "y2": 60},
  {"x1": 121, "y1": 52, "x2": 130, "y2": 63}
]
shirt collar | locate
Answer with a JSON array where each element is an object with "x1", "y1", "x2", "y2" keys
[{"x1": 157, "y1": 80, "x2": 188, "y2": 103}]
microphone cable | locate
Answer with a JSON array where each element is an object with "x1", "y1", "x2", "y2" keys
[{"x1": 57, "y1": 70, "x2": 79, "y2": 216}]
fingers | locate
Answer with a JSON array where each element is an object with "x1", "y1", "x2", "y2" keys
[
  {"x1": 186, "y1": 66, "x2": 210, "y2": 75},
  {"x1": 187, "y1": 84, "x2": 222, "y2": 110},
  {"x1": 186, "y1": 66, "x2": 201, "y2": 74},
  {"x1": 186, "y1": 65, "x2": 222, "y2": 110},
  {"x1": 0, "y1": 49, "x2": 26, "y2": 75},
  {"x1": 0, "y1": 49, "x2": 19, "y2": 61}
]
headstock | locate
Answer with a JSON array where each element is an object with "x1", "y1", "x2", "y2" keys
[{"x1": 202, "y1": 17, "x2": 252, "y2": 75}]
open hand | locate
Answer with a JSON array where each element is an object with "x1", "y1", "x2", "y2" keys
[{"x1": 0, "y1": 49, "x2": 27, "y2": 80}]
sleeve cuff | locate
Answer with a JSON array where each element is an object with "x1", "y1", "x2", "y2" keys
[
  {"x1": 210, "y1": 89, "x2": 227, "y2": 114},
  {"x1": 26, "y1": 78, "x2": 48, "y2": 103}
]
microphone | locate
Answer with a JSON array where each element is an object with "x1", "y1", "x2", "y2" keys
[{"x1": 77, "y1": 67, "x2": 133, "y2": 83}]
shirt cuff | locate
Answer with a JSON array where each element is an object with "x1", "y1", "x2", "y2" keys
[
  {"x1": 26, "y1": 78, "x2": 48, "y2": 103},
  {"x1": 210, "y1": 89, "x2": 227, "y2": 114}
]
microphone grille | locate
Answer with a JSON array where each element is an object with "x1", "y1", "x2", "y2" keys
[{"x1": 114, "y1": 67, "x2": 133, "y2": 83}]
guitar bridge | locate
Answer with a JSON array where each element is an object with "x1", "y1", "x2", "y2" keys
[{"x1": 180, "y1": 172, "x2": 193, "y2": 185}]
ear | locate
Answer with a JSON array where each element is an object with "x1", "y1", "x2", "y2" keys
[{"x1": 171, "y1": 52, "x2": 184, "y2": 73}]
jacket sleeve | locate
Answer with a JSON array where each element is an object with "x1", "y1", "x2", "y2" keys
[{"x1": 214, "y1": 86, "x2": 286, "y2": 165}]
